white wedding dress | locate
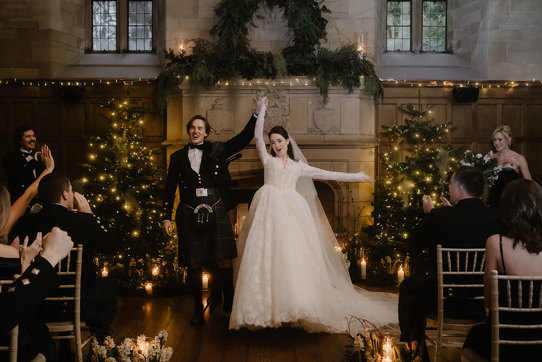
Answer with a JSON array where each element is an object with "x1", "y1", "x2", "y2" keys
[{"x1": 229, "y1": 106, "x2": 398, "y2": 334}]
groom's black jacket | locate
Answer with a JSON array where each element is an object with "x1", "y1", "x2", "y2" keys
[{"x1": 162, "y1": 115, "x2": 257, "y2": 218}]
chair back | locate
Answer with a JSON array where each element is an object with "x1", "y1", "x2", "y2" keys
[
  {"x1": 45, "y1": 245, "x2": 84, "y2": 362},
  {"x1": 0, "y1": 279, "x2": 18, "y2": 362},
  {"x1": 490, "y1": 270, "x2": 542, "y2": 361},
  {"x1": 433, "y1": 245, "x2": 486, "y2": 360}
]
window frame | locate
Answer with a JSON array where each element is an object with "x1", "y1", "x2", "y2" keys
[
  {"x1": 127, "y1": 0, "x2": 154, "y2": 52},
  {"x1": 385, "y1": 0, "x2": 451, "y2": 54},
  {"x1": 87, "y1": 0, "x2": 156, "y2": 54}
]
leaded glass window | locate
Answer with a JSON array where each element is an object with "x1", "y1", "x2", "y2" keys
[
  {"x1": 128, "y1": 0, "x2": 153, "y2": 52},
  {"x1": 92, "y1": 1, "x2": 117, "y2": 51},
  {"x1": 422, "y1": 1, "x2": 447, "y2": 52},
  {"x1": 386, "y1": 1, "x2": 411, "y2": 52}
]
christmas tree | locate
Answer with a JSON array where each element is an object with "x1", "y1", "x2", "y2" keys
[
  {"x1": 363, "y1": 104, "x2": 458, "y2": 279},
  {"x1": 79, "y1": 98, "x2": 180, "y2": 294}
]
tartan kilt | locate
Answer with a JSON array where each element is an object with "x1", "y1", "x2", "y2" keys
[{"x1": 175, "y1": 194, "x2": 236, "y2": 266}]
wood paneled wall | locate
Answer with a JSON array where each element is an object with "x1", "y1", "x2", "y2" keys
[
  {"x1": 0, "y1": 84, "x2": 166, "y2": 186},
  {"x1": 377, "y1": 86, "x2": 542, "y2": 183}
]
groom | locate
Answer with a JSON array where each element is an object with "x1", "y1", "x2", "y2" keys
[{"x1": 162, "y1": 111, "x2": 257, "y2": 326}]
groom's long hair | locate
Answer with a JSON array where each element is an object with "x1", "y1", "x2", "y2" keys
[{"x1": 268, "y1": 126, "x2": 295, "y2": 161}]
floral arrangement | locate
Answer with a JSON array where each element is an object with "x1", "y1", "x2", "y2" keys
[
  {"x1": 91, "y1": 330, "x2": 173, "y2": 362},
  {"x1": 345, "y1": 317, "x2": 426, "y2": 361},
  {"x1": 459, "y1": 150, "x2": 501, "y2": 187}
]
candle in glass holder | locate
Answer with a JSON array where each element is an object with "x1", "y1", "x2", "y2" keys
[
  {"x1": 382, "y1": 336, "x2": 393, "y2": 361},
  {"x1": 397, "y1": 265, "x2": 405, "y2": 285},
  {"x1": 145, "y1": 282, "x2": 153, "y2": 295},
  {"x1": 360, "y1": 258, "x2": 367, "y2": 280},
  {"x1": 152, "y1": 265, "x2": 159, "y2": 277},
  {"x1": 101, "y1": 267, "x2": 109, "y2": 278},
  {"x1": 202, "y1": 272, "x2": 209, "y2": 290}
]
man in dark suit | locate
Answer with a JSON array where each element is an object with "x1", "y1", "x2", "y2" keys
[
  {"x1": 12, "y1": 172, "x2": 118, "y2": 338},
  {"x1": 399, "y1": 166, "x2": 501, "y2": 361},
  {"x1": 162, "y1": 111, "x2": 257, "y2": 326},
  {"x1": 2, "y1": 125, "x2": 45, "y2": 204}
]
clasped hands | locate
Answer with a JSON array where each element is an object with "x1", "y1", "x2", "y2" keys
[
  {"x1": 11, "y1": 227, "x2": 74, "y2": 272},
  {"x1": 422, "y1": 194, "x2": 452, "y2": 213}
]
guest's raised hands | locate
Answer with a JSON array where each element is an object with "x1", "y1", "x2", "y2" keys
[
  {"x1": 74, "y1": 192, "x2": 92, "y2": 214},
  {"x1": 39, "y1": 144, "x2": 54, "y2": 171},
  {"x1": 40, "y1": 227, "x2": 74, "y2": 268},
  {"x1": 21, "y1": 233, "x2": 42, "y2": 273}
]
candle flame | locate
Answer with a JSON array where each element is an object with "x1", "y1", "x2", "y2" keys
[{"x1": 152, "y1": 266, "x2": 159, "y2": 276}]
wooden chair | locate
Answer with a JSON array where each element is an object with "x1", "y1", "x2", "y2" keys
[
  {"x1": 0, "y1": 279, "x2": 18, "y2": 362},
  {"x1": 45, "y1": 245, "x2": 90, "y2": 362},
  {"x1": 490, "y1": 270, "x2": 542, "y2": 361},
  {"x1": 428, "y1": 245, "x2": 486, "y2": 361}
]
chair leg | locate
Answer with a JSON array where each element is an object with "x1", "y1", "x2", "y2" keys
[{"x1": 9, "y1": 326, "x2": 18, "y2": 362}]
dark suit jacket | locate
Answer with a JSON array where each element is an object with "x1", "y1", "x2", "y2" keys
[
  {"x1": 162, "y1": 115, "x2": 257, "y2": 218},
  {"x1": 12, "y1": 204, "x2": 117, "y2": 283},
  {"x1": 2, "y1": 150, "x2": 45, "y2": 203},
  {"x1": 0, "y1": 256, "x2": 58, "y2": 334},
  {"x1": 416, "y1": 197, "x2": 501, "y2": 251}
]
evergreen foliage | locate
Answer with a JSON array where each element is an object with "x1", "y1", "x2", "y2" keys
[
  {"x1": 156, "y1": 0, "x2": 382, "y2": 110},
  {"x1": 79, "y1": 99, "x2": 180, "y2": 294},
  {"x1": 363, "y1": 104, "x2": 458, "y2": 277}
]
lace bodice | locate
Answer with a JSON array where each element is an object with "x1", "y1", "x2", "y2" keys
[{"x1": 254, "y1": 111, "x2": 368, "y2": 187}]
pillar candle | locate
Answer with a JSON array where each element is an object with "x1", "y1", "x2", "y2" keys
[
  {"x1": 202, "y1": 272, "x2": 209, "y2": 290},
  {"x1": 397, "y1": 265, "x2": 405, "y2": 285},
  {"x1": 145, "y1": 282, "x2": 153, "y2": 295},
  {"x1": 360, "y1": 259, "x2": 367, "y2": 280},
  {"x1": 101, "y1": 267, "x2": 109, "y2": 278}
]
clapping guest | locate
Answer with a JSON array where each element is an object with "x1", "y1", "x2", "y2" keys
[
  {"x1": 0, "y1": 146, "x2": 53, "y2": 277},
  {"x1": 463, "y1": 179, "x2": 542, "y2": 360},
  {"x1": 487, "y1": 125, "x2": 531, "y2": 208},
  {"x1": 2, "y1": 125, "x2": 48, "y2": 205},
  {"x1": 11, "y1": 172, "x2": 118, "y2": 342},
  {"x1": 0, "y1": 227, "x2": 74, "y2": 361}
]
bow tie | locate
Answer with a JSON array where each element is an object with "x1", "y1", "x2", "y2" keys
[{"x1": 189, "y1": 143, "x2": 205, "y2": 150}]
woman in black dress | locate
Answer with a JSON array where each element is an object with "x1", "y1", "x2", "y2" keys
[{"x1": 487, "y1": 125, "x2": 531, "y2": 209}]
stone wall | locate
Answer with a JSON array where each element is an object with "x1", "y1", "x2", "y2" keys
[
  {"x1": 452, "y1": 0, "x2": 542, "y2": 80},
  {"x1": 0, "y1": 0, "x2": 85, "y2": 78},
  {"x1": 164, "y1": 0, "x2": 377, "y2": 59}
]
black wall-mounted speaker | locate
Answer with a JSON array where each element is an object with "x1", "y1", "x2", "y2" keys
[{"x1": 452, "y1": 86, "x2": 479, "y2": 103}]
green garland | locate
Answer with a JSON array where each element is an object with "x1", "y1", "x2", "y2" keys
[{"x1": 156, "y1": 0, "x2": 383, "y2": 110}]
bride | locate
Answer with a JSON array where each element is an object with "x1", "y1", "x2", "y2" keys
[{"x1": 229, "y1": 97, "x2": 398, "y2": 334}]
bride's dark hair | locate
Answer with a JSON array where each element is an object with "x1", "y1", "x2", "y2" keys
[{"x1": 268, "y1": 126, "x2": 295, "y2": 160}]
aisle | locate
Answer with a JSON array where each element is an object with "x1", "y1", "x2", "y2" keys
[{"x1": 110, "y1": 295, "x2": 352, "y2": 362}]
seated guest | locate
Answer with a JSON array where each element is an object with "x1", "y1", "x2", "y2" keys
[
  {"x1": 0, "y1": 146, "x2": 54, "y2": 277},
  {"x1": 11, "y1": 172, "x2": 118, "y2": 340},
  {"x1": 463, "y1": 179, "x2": 542, "y2": 361},
  {"x1": 0, "y1": 227, "x2": 74, "y2": 361},
  {"x1": 399, "y1": 166, "x2": 501, "y2": 361}
]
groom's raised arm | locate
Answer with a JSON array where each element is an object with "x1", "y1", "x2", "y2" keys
[{"x1": 222, "y1": 115, "x2": 257, "y2": 158}]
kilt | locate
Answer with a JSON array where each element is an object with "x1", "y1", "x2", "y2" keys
[{"x1": 175, "y1": 191, "x2": 236, "y2": 266}]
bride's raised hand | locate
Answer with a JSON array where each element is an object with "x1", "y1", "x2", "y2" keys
[{"x1": 257, "y1": 96, "x2": 268, "y2": 114}]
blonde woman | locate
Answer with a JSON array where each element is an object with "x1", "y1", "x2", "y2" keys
[{"x1": 487, "y1": 125, "x2": 531, "y2": 208}]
